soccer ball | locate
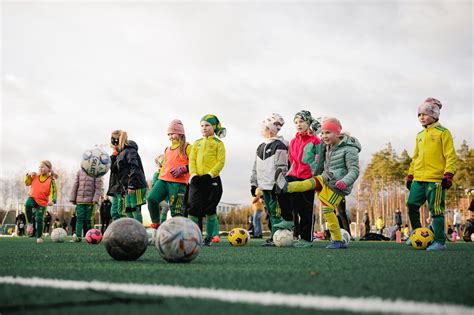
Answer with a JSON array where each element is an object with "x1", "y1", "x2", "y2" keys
[
  {"x1": 410, "y1": 227, "x2": 434, "y2": 250},
  {"x1": 146, "y1": 228, "x2": 157, "y2": 246},
  {"x1": 103, "y1": 218, "x2": 148, "y2": 261},
  {"x1": 228, "y1": 228, "x2": 249, "y2": 246},
  {"x1": 155, "y1": 217, "x2": 202, "y2": 263},
  {"x1": 331, "y1": 228, "x2": 351, "y2": 245},
  {"x1": 81, "y1": 147, "x2": 111, "y2": 178},
  {"x1": 26, "y1": 224, "x2": 34, "y2": 237},
  {"x1": 273, "y1": 229, "x2": 294, "y2": 247},
  {"x1": 86, "y1": 229, "x2": 103, "y2": 244},
  {"x1": 51, "y1": 228, "x2": 67, "y2": 243}
]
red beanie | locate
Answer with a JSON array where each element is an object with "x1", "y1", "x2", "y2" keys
[
  {"x1": 167, "y1": 119, "x2": 185, "y2": 135},
  {"x1": 321, "y1": 118, "x2": 342, "y2": 136}
]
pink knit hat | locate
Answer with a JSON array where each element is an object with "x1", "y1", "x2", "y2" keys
[
  {"x1": 167, "y1": 119, "x2": 185, "y2": 135},
  {"x1": 418, "y1": 97, "x2": 443, "y2": 120}
]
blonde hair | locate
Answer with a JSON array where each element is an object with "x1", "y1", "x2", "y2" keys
[
  {"x1": 176, "y1": 134, "x2": 189, "y2": 158},
  {"x1": 111, "y1": 130, "x2": 128, "y2": 151},
  {"x1": 40, "y1": 160, "x2": 58, "y2": 179}
]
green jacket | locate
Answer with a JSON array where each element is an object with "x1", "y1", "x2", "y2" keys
[{"x1": 315, "y1": 134, "x2": 361, "y2": 196}]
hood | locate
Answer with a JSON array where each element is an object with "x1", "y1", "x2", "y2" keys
[
  {"x1": 124, "y1": 140, "x2": 138, "y2": 151},
  {"x1": 338, "y1": 133, "x2": 362, "y2": 152},
  {"x1": 265, "y1": 135, "x2": 288, "y2": 146}
]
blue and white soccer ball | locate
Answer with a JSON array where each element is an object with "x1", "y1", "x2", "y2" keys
[
  {"x1": 155, "y1": 217, "x2": 202, "y2": 263},
  {"x1": 81, "y1": 147, "x2": 110, "y2": 178}
]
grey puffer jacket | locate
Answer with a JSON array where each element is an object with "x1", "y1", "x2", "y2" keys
[
  {"x1": 70, "y1": 169, "x2": 104, "y2": 204},
  {"x1": 315, "y1": 134, "x2": 361, "y2": 196}
]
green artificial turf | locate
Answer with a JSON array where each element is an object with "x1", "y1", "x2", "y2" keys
[{"x1": 0, "y1": 237, "x2": 473, "y2": 314}]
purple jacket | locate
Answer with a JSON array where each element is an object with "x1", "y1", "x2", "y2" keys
[{"x1": 70, "y1": 169, "x2": 103, "y2": 204}]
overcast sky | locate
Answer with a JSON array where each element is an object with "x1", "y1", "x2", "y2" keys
[{"x1": 1, "y1": 1, "x2": 472, "y2": 204}]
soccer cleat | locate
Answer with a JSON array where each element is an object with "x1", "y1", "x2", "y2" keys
[
  {"x1": 273, "y1": 220, "x2": 294, "y2": 231},
  {"x1": 293, "y1": 239, "x2": 313, "y2": 248},
  {"x1": 202, "y1": 238, "x2": 212, "y2": 246},
  {"x1": 325, "y1": 241, "x2": 348, "y2": 249},
  {"x1": 426, "y1": 242, "x2": 447, "y2": 251},
  {"x1": 69, "y1": 237, "x2": 81, "y2": 243},
  {"x1": 150, "y1": 222, "x2": 160, "y2": 230},
  {"x1": 211, "y1": 235, "x2": 220, "y2": 243},
  {"x1": 274, "y1": 169, "x2": 288, "y2": 194},
  {"x1": 406, "y1": 230, "x2": 415, "y2": 246},
  {"x1": 262, "y1": 240, "x2": 275, "y2": 247},
  {"x1": 36, "y1": 238, "x2": 43, "y2": 244}
]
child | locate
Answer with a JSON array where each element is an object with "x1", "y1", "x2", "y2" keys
[
  {"x1": 148, "y1": 119, "x2": 191, "y2": 229},
  {"x1": 99, "y1": 195, "x2": 112, "y2": 234},
  {"x1": 250, "y1": 113, "x2": 290, "y2": 246},
  {"x1": 275, "y1": 117, "x2": 361, "y2": 249},
  {"x1": 276, "y1": 110, "x2": 321, "y2": 248},
  {"x1": 405, "y1": 97, "x2": 456, "y2": 251},
  {"x1": 107, "y1": 130, "x2": 126, "y2": 221},
  {"x1": 115, "y1": 131, "x2": 148, "y2": 223},
  {"x1": 24, "y1": 160, "x2": 57, "y2": 244},
  {"x1": 69, "y1": 164, "x2": 104, "y2": 242},
  {"x1": 251, "y1": 188, "x2": 265, "y2": 239},
  {"x1": 188, "y1": 114, "x2": 226, "y2": 246}
]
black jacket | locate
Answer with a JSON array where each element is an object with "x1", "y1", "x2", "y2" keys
[
  {"x1": 116, "y1": 140, "x2": 147, "y2": 191},
  {"x1": 107, "y1": 154, "x2": 124, "y2": 196}
]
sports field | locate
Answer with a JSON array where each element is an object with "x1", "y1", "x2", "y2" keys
[{"x1": 0, "y1": 237, "x2": 472, "y2": 315}]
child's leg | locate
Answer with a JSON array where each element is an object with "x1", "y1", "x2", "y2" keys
[
  {"x1": 253, "y1": 211, "x2": 262, "y2": 237},
  {"x1": 322, "y1": 207, "x2": 342, "y2": 241},
  {"x1": 188, "y1": 178, "x2": 206, "y2": 228},
  {"x1": 110, "y1": 195, "x2": 124, "y2": 221},
  {"x1": 406, "y1": 181, "x2": 427, "y2": 230},
  {"x1": 35, "y1": 206, "x2": 46, "y2": 238},
  {"x1": 133, "y1": 206, "x2": 143, "y2": 223},
  {"x1": 203, "y1": 177, "x2": 223, "y2": 241},
  {"x1": 337, "y1": 198, "x2": 351, "y2": 235},
  {"x1": 426, "y1": 183, "x2": 446, "y2": 244},
  {"x1": 147, "y1": 180, "x2": 168, "y2": 223},
  {"x1": 75, "y1": 204, "x2": 86, "y2": 238},
  {"x1": 288, "y1": 177, "x2": 317, "y2": 193},
  {"x1": 294, "y1": 190, "x2": 316, "y2": 242},
  {"x1": 86, "y1": 204, "x2": 95, "y2": 231},
  {"x1": 24, "y1": 197, "x2": 36, "y2": 224},
  {"x1": 160, "y1": 201, "x2": 169, "y2": 223},
  {"x1": 167, "y1": 183, "x2": 187, "y2": 217},
  {"x1": 262, "y1": 190, "x2": 281, "y2": 236}
]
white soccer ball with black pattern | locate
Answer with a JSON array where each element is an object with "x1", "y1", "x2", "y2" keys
[
  {"x1": 81, "y1": 147, "x2": 110, "y2": 178},
  {"x1": 155, "y1": 217, "x2": 202, "y2": 263},
  {"x1": 51, "y1": 228, "x2": 67, "y2": 243},
  {"x1": 273, "y1": 229, "x2": 294, "y2": 247},
  {"x1": 331, "y1": 228, "x2": 351, "y2": 244}
]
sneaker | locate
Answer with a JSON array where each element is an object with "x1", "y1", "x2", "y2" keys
[
  {"x1": 150, "y1": 222, "x2": 160, "y2": 230},
  {"x1": 325, "y1": 241, "x2": 348, "y2": 249},
  {"x1": 406, "y1": 231, "x2": 415, "y2": 246},
  {"x1": 262, "y1": 240, "x2": 275, "y2": 247},
  {"x1": 294, "y1": 239, "x2": 312, "y2": 248},
  {"x1": 426, "y1": 242, "x2": 447, "y2": 251},
  {"x1": 70, "y1": 237, "x2": 81, "y2": 243},
  {"x1": 202, "y1": 238, "x2": 212, "y2": 246},
  {"x1": 273, "y1": 220, "x2": 294, "y2": 231},
  {"x1": 211, "y1": 236, "x2": 220, "y2": 243},
  {"x1": 36, "y1": 238, "x2": 43, "y2": 244},
  {"x1": 274, "y1": 169, "x2": 288, "y2": 194}
]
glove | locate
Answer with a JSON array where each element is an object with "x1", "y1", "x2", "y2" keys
[
  {"x1": 406, "y1": 175, "x2": 414, "y2": 190},
  {"x1": 251, "y1": 185, "x2": 257, "y2": 197},
  {"x1": 335, "y1": 180, "x2": 346, "y2": 190},
  {"x1": 441, "y1": 173, "x2": 454, "y2": 189},
  {"x1": 170, "y1": 166, "x2": 188, "y2": 178}
]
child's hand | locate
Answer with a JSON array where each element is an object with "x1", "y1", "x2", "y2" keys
[
  {"x1": 170, "y1": 166, "x2": 187, "y2": 178},
  {"x1": 442, "y1": 173, "x2": 454, "y2": 189},
  {"x1": 406, "y1": 175, "x2": 414, "y2": 190},
  {"x1": 335, "y1": 180, "x2": 346, "y2": 190},
  {"x1": 251, "y1": 186, "x2": 257, "y2": 197}
]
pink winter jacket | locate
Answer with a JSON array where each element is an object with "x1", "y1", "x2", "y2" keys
[{"x1": 69, "y1": 169, "x2": 104, "y2": 204}]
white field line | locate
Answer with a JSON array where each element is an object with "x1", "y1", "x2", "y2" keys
[{"x1": 0, "y1": 276, "x2": 472, "y2": 314}]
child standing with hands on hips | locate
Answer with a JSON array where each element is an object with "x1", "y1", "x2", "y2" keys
[
  {"x1": 405, "y1": 98, "x2": 456, "y2": 251},
  {"x1": 276, "y1": 118, "x2": 361, "y2": 249},
  {"x1": 188, "y1": 114, "x2": 226, "y2": 246},
  {"x1": 24, "y1": 160, "x2": 58, "y2": 244}
]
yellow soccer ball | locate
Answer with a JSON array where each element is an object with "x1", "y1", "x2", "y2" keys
[
  {"x1": 228, "y1": 228, "x2": 249, "y2": 246},
  {"x1": 410, "y1": 227, "x2": 434, "y2": 250}
]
